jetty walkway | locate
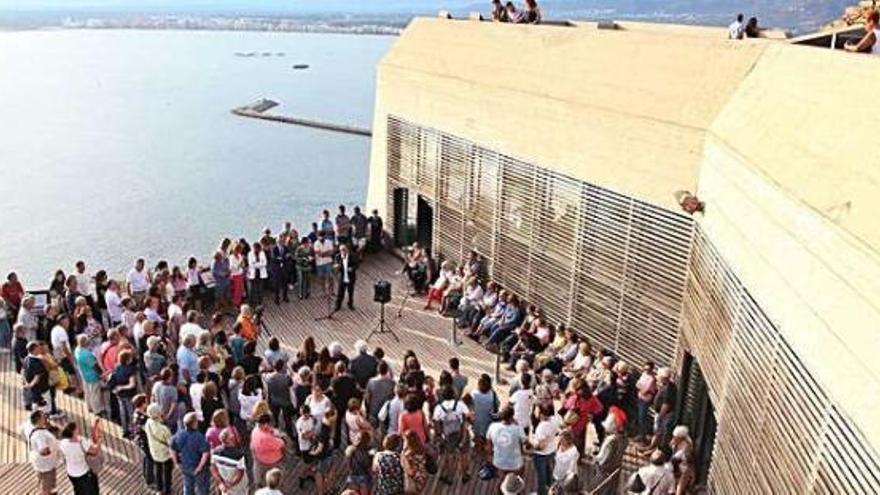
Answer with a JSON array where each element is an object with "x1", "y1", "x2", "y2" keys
[{"x1": 231, "y1": 99, "x2": 372, "y2": 137}]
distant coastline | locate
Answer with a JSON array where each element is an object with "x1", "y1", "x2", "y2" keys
[{"x1": 6, "y1": 15, "x2": 405, "y2": 36}]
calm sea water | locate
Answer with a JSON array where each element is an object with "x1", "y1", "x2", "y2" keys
[{"x1": 0, "y1": 29, "x2": 393, "y2": 286}]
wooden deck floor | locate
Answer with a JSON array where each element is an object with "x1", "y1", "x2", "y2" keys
[{"x1": 0, "y1": 253, "x2": 635, "y2": 494}]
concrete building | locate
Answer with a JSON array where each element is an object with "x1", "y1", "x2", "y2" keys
[{"x1": 367, "y1": 17, "x2": 880, "y2": 493}]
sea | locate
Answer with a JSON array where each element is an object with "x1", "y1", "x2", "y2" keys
[{"x1": 0, "y1": 29, "x2": 394, "y2": 286}]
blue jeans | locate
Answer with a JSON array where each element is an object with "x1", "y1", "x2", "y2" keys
[
  {"x1": 182, "y1": 467, "x2": 210, "y2": 495},
  {"x1": 487, "y1": 325, "x2": 512, "y2": 345},
  {"x1": 637, "y1": 399, "x2": 652, "y2": 439},
  {"x1": 533, "y1": 453, "x2": 554, "y2": 495},
  {"x1": 0, "y1": 318, "x2": 11, "y2": 349}
]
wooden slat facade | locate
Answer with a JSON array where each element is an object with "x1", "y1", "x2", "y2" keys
[
  {"x1": 681, "y1": 226, "x2": 880, "y2": 494},
  {"x1": 386, "y1": 116, "x2": 693, "y2": 368},
  {"x1": 384, "y1": 116, "x2": 880, "y2": 493}
]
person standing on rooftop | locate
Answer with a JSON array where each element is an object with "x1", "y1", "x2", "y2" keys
[
  {"x1": 845, "y1": 10, "x2": 880, "y2": 55},
  {"x1": 728, "y1": 13, "x2": 744, "y2": 40}
]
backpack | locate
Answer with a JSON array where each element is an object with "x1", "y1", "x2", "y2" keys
[{"x1": 440, "y1": 400, "x2": 463, "y2": 436}]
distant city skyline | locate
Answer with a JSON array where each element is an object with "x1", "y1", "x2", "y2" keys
[{"x1": 0, "y1": 0, "x2": 853, "y2": 33}]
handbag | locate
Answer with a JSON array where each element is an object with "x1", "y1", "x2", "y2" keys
[
  {"x1": 478, "y1": 462, "x2": 496, "y2": 481},
  {"x1": 563, "y1": 409, "x2": 580, "y2": 426},
  {"x1": 81, "y1": 441, "x2": 105, "y2": 475},
  {"x1": 627, "y1": 473, "x2": 646, "y2": 492}
]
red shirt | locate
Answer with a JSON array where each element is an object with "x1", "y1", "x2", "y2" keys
[
  {"x1": 398, "y1": 410, "x2": 427, "y2": 444},
  {"x1": 564, "y1": 394, "x2": 603, "y2": 434},
  {"x1": 100, "y1": 342, "x2": 120, "y2": 372},
  {"x1": 250, "y1": 426, "x2": 285, "y2": 465},
  {"x1": 1, "y1": 281, "x2": 24, "y2": 308}
]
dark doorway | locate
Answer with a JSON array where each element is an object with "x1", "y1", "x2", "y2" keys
[
  {"x1": 416, "y1": 195, "x2": 433, "y2": 250},
  {"x1": 392, "y1": 187, "x2": 410, "y2": 247},
  {"x1": 678, "y1": 352, "x2": 717, "y2": 485}
]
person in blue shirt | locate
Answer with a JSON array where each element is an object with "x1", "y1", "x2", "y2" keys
[
  {"x1": 319, "y1": 209, "x2": 335, "y2": 243},
  {"x1": 172, "y1": 412, "x2": 211, "y2": 495},
  {"x1": 176, "y1": 335, "x2": 200, "y2": 385},
  {"x1": 74, "y1": 334, "x2": 106, "y2": 416}
]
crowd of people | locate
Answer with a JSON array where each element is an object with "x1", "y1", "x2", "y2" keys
[
  {"x1": 490, "y1": 0, "x2": 542, "y2": 24},
  {"x1": 4, "y1": 203, "x2": 698, "y2": 495}
]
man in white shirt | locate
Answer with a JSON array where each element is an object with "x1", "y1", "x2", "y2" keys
[
  {"x1": 313, "y1": 232, "x2": 335, "y2": 296},
  {"x1": 179, "y1": 310, "x2": 205, "y2": 344},
  {"x1": 105, "y1": 280, "x2": 123, "y2": 326},
  {"x1": 50, "y1": 314, "x2": 79, "y2": 393},
  {"x1": 728, "y1": 13, "x2": 744, "y2": 40},
  {"x1": 126, "y1": 258, "x2": 151, "y2": 308},
  {"x1": 73, "y1": 261, "x2": 93, "y2": 298},
  {"x1": 22, "y1": 410, "x2": 60, "y2": 495}
]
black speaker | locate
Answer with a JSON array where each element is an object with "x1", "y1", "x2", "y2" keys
[{"x1": 373, "y1": 280, "x2": 391, "y2": 303}]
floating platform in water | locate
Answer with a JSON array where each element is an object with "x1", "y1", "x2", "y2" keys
[
  {"x1": 292, "y1": 64, "x2": 310, "y2": 70},
  {"x1": 231, "y1": 100, "x2": 371, "y2": 137}
]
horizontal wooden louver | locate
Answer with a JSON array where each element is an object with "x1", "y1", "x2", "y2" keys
[
  {"x1": 385, "y1": 115, "x2": 692, "y2": 370},
  {"x1": 686, "y1": 226, "x2": 880, "y2": 495}
]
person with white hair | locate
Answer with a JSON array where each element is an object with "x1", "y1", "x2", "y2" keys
[
  {"x1": 670, "y1": 425, "x2": 696, "y2": 494},
  {"x1": 145, "y1": 403, "x2": 174, "y2": 495},
  {"x1": 171, "y1": 411, "x2": 211, "y2": 495},
  {"x1": 210, "y1": 428, "x2": 248, "y2": 495},
  {"x1": 176, "y1": 334, "x2": 200, "y2": 385},
  {"x1": 591, "y1": 413, "x2": 627, "y2": 495},
  {"x1": 349, "y1": 339, "x2": 378, "y2": 388},
  {"x1": 179, "y1": 310, "x2": 205, "y2": 345},
  {"x1": 640, "y1": 367, "x2": 677, "y2": 455}
]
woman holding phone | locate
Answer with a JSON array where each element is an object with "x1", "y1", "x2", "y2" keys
[{"x1": 58, "y1": 418, "x2": 103, "y2": 494}]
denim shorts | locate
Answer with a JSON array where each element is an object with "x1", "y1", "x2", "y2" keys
[
  {"x1": 316, "y1": 264, "x2": 332, "y2": 277},
  {"x1": 347, "y1": 474, "x2": 372, "y2": 487}
]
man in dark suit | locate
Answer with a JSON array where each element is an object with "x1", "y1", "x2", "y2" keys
[
  {"x1": 268, "y1": 237, "x2": 289, "y2": 304},
  {"x1": 334, "y1": 244, "x2": 359, "y2": 311}
]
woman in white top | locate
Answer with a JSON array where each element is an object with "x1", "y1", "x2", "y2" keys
[
  {"x1": 238, "y1": 376, "x2": 264, "y2": 422},
  {"x1": 531, "y1": 404, "x2": 560, "y2": 495},
  {"x1": 845, "y1": 11, "x2": 880, "y2": 55},
  {"x1": 305, "y1": 384, "x2": 334, "y2": 426},
  {"x1": 552, "y1": 430, "x2": 580, "y2": 490},
  {"x1": 424, "y1": 261, "x2": 455, "y2": 310},
  {"x1": 58, "y1": 419, "x2": 101, "y2": 495}
]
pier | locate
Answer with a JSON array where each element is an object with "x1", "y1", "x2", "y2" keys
[{"x1": 231, "y1": 99, "x2": 372, "y2": 137}]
